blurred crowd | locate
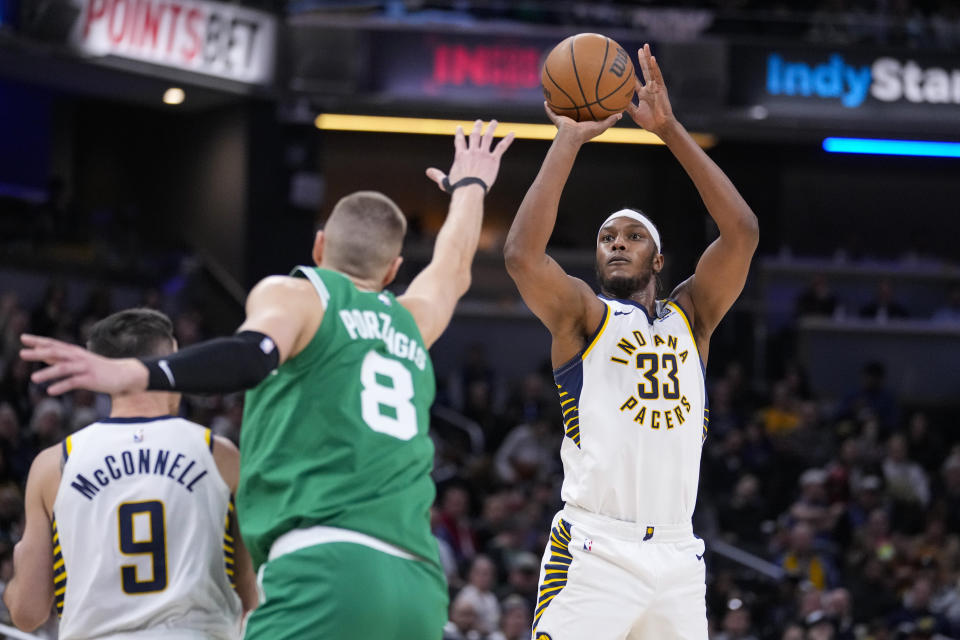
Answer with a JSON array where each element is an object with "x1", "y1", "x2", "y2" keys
[
  {"x1": 0, "y1": 274, "x2": 957, "y2": 640},
  {"x1": 796, "y1": 277, "x2": 960, "y2": 324}
]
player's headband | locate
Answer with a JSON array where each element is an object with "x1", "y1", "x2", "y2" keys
[{"x1": 597, "y1": 209, "x2": 662, "y2": 253}]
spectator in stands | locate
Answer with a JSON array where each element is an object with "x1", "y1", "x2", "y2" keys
[
  {"x1": 847, "y1": 556, "x2": 899, "y2": 624},
  {"x1": 762, "y1": 381, "x2": 801, "y2": 437},
  {"x1": 888, "y1": 577, "x2": 952, "y2": 637},
  {"x1": 779, "y1": 521, "x2": 837, "y2": 590},
  {"x1": 457, "y1": 555, "x2": 500, "y2": 634},
  {"x1": 30, "y1": 280, "x2": 71, "y2": 338},
  {"x1": 487, "y1": 594, "x2": 530, "y2": 640},
  {"x1": 822, "y1": 588, "x2": 855, "y2": 640},
  {"x1": 713, "y1": 600, "x2": 759, "y2": 640},
  {"x1": 719, "y1": 474, "x2": 767, "y2": 549},
  {"x1": 883, "y1": 433, "x2": 931, "y2": 508},
  {"x1": 67, "y1": 388, "x2": 99, "y2": 433},
  {"x1": 835, "y1": 361, "x2": 899, "y2": 431},
  {"x1": 28, "y1": 397, "x2": 64, "y2": 451},
  {"x1": 931, "y1": 283, "x2": 960, "y2": 324},
  {"x1": 434, "y1": 484, "x2": 477, "y2": 565},
  {"x1": 839, "y1": 475, "x2": 887, "y2": 545},
  {"x1": 0, "y1": 357, "x2": 34, "y2": 424},
  {"x1": 0, "y1": 403, "x2": 30, "y2": 482},
  {"x1": 938, "y1": 453, "x2": 960, "y2": 533},
  {"x1": 493, "y1": 416, "x2": 555, "y2": 485},
  {"x1": 790, "y1": 468, "x2": 842, "y2": 537},
  {"x1": 497, "y1": 552, "x2": 539, "y2": 613},
  {"x1": 443, "y1": 595, "x2": 487, "y2": 640},
  {"x1": 804, "y1": 609, "x2": 839, "y2": 640},
  {"x1": 796, "y1": 275, "x2": 839, "y2": 318},
  {"x1": 859, "y1": 279, "x2": 909, "y2": 321},
  {"x1": 781, "y1": 622, "x2": 805, "y2": 640},
  {"x1": 905, "y1": 412, "x2": 944, "y2": 473}
]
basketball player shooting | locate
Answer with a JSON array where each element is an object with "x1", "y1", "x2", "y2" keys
[
  {"x1": 504, "y1": 45, "x2": 758, "y2": 639},
  {"x1": 21, "y1": 120, "x2": 514, "y2": 640}
]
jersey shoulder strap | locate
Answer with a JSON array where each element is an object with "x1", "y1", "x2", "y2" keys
[{"x1": 290, "y1": 266, "x2": 332, "y2": 309}]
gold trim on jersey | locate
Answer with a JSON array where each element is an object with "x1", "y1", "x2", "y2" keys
[
  {"x1": 556, "y1": 385, "x2": 581, "y2": 448},
  {"x1": 65, "y1": 435, "x2": 73, "y2": 456},
  {"x1": 664, "y1": 301, "x2": 702, "y2": 365},
  {"x1": 223, "y1": 498, "x2": 237, "y2": 589},
  {"x1": 581, "y1": 304, "x2": 610, "y2": 361},
  {"x1": 52, "y1": 517, "x2": 67, "y2": 617},
  {"x1": 533, "y1": 519, "x2": 573, "y2": 635}
]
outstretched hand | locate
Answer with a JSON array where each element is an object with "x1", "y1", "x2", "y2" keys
[
  {"x1": 626, "y1": 43, "x2": 676, "y2": 137},
  {"x1": 544, "y1": 102, "x2": 622, "y2": 146},
  {"x1": 19, "y1": 334, "x2": 148, "y2": 396},
  {"x1": 426, "y1": 119, "x2": 515, "y2": 194}
]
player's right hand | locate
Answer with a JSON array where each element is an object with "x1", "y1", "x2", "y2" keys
[
  {"x1": 20, "y1": 334, "x2": 149, "y2": 396},
  {"x1": 426, "y1": 119, "x2": 515, "y2": 195},
  {"x1": 544, "y1": 101, "x2": 622, "y2": 146}
]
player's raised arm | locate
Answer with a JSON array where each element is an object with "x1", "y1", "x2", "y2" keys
[
  {"x1": 4, "y1": 446, "x2": 59, "y2": 631},
  {"x1": 21, "y1": 275, "x2": 319, "y2": 396},
  {"x1": 628, "y1": 44, "x2": 759, "y2": 346},
  {"x1": 399, "y1": 119, "x2": 514, "y2": 348},
  {"x1": 503, "y1": 105, "x2": 618, "y2": 359}
]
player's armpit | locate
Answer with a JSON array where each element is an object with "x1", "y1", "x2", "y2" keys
[
  {"x1": 239, "y1": 276, "x2": 324, "y2": 364},
  {"x1": 4, "y1": 446, "x2": 59, "y2": 631}
]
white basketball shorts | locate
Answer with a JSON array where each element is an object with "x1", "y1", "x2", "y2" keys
[{"x1": 531, "y1": 505, "x2": 707, "y2": 640}]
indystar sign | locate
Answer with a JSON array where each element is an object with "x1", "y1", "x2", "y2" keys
[{"x1": 766, "y1": 52, "x2": 960, "y2": 108}]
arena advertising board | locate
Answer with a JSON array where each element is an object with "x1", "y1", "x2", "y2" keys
[
  {"x1": 732, "y1": 43, "x2": 960, "y2": 122},
  {"x1": 368, "y1": 31, "x2": 643, "y2": 105},
  {"x1": 68, "y1": 0, "x2": 277, "y2": 85}
]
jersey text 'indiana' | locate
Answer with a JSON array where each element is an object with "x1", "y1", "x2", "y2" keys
[
  {"x1": 70, "y1": 447, "x2": 210, "y2": 500},
  {"x1": 339, "y1": 309, "x2": 427, "y2": 370}
]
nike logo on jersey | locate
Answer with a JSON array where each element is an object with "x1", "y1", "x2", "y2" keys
[{"x1": 613, "y1": 309, "x2": 633, "y2": 316}]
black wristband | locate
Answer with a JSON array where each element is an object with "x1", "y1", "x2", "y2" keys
[{"x1": 441, "y1": 176, "x2": 488, "y2": 195}]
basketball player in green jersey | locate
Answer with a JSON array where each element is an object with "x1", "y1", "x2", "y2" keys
[{"x1": 21, "y1": 120, "x2": 514, "y2": 639}]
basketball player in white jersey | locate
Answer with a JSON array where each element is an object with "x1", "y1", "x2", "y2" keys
[
  {"x1": 504, "y1": 45, "x2": 759, "y2": 639},
  {"x1": 4, "y1": 309, "x2": 256, "y2": 638}
]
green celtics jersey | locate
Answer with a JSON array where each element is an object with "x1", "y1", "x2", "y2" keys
[{"x1": 238, "y1": 266, "x2": 439, "y2": 570}]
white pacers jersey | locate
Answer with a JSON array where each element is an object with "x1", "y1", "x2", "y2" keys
[
  {"x1": 52, "y1": 416, "x2": 241, "y2": 640},
  {"x1": 554, "y1": 296, "x2": 708, "y2": 525}
]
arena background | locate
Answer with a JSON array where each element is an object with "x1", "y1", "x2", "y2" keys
[{"x1": 1, "y1": 1, "x2": 960, "y2": 638}]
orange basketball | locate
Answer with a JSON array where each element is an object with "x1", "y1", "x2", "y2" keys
[{"x1": 541, "y1": 33, "x2": 636, "y2": 122}]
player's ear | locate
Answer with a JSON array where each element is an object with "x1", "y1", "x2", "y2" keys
[
  {"x1": 382, "y1": 256, "x2": 403, "y2": 288},
  {"x1": 312, "y1": 231, "x2": 325, "y2": 267},
  {"x1": 652, "y1": 252, "x2": 664, "y2": 274}
]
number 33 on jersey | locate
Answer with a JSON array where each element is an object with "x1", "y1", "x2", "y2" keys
[{"x1": 553, "y1": 297, "x2": 709, "y2": 525}]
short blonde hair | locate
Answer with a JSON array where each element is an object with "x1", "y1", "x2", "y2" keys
[{"x1": 323, "y1": 191, "x2": 407, "y2": 280}]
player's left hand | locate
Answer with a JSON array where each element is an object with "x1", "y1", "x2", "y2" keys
[
  {"x1": 426, "y1": 119, "x2": 515, "y2": 195},
  {"x1": 20, "y1": 334, "x2": 148, "y2": 396},
  {"x1": 626, "y1": 44, "x2": 677, "y2": 137}
]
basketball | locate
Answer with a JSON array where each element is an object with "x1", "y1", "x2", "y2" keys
[{"x1": 541, "y1": 33, "x2": 637, "y2": 122}]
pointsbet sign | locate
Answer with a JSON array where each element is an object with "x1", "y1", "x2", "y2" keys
[
  {"x1": 69, "y1": 0, "x2": 277, "y2": 85},
  {"x1": 764, "y1": 51, "x2": 960, "y2": 109}
]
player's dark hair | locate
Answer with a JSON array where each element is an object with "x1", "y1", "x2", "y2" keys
[
  {"x1": 87, "y1": 308, "x2": 176, "y2": 359},
  {"x1": 323, "y1": 191, "x2": 407, "y2": 280}
]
